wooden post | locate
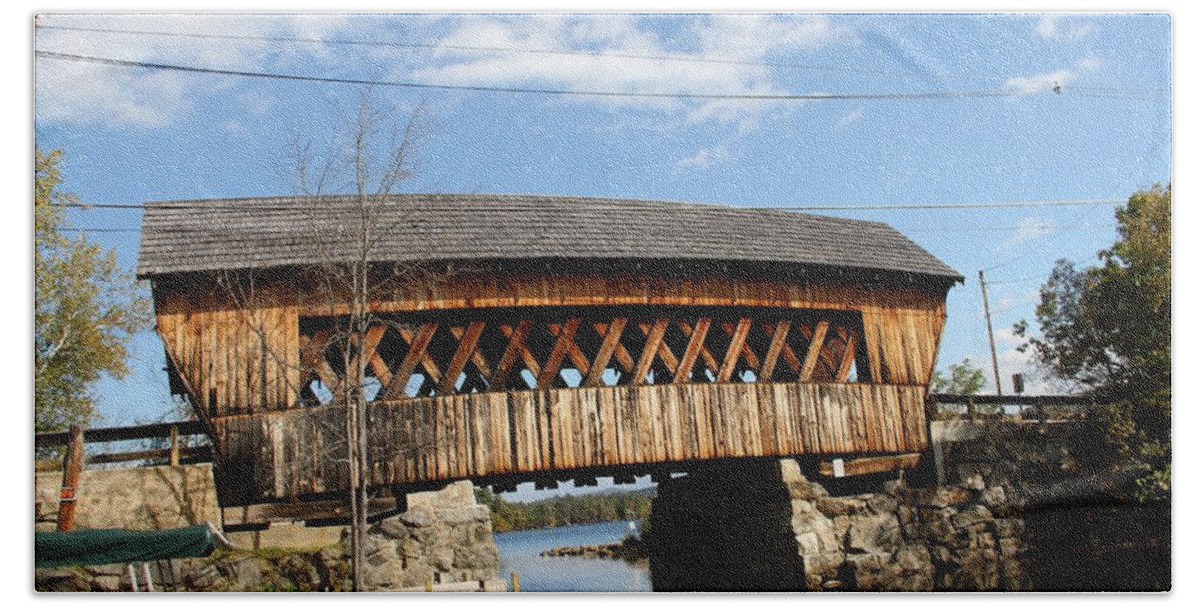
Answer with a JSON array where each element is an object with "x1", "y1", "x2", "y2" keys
[
  {"x1": 169, "y1": 425, "x2": 181, "y2": 467},
  {"x1": 142, "y1": 562, "x2": 155, "y2": 592},
  {"x1": 128, "y1": 563, "x2": 139, "y2": 592},
  {"x1": 978, "y1": 270, "x2": 1003, "y2": 397},
  {"x1": 56, "y1": 425, "x2": 84, "y2": 532},
  {"x1": 511, "y1": 571, "x2": 520, "y2": 592}
]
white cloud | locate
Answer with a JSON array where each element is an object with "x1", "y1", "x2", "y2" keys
[
  {"x1": 675, "y1": 145, "x2": 730, "y2": 171},
  {"x1": 1006, "y1": 69, "x2": 1074, "y2": 95},
  {"x1": 1077, "y1": 56, "x2": 1103, "y2": 73},
  {"x1": 35, "y1": 14, "x2": 857, "y2": 133},
  {"x1": 834, "y1": 107, "x2": 864, "y2": 132},
  {"x1": 35, "y1": 14, "x2": 356, "y2": 128},
  {"x1": 1035, "y1": 15, "x2": 1094, "y2": 40},
  {"x1": 997, "y1": 216, "x2": 1055, "y2": 252},
  {"x1": 413, "y1": 14, "x2": 853, "y2": 131}
]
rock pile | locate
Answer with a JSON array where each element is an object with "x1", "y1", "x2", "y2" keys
[
  {"x1": 782, "y1": 460, "x2": 1027, "y2": 591},
  {"x1": 352, "y1": 480, "x2": 499, "y2": 591}
]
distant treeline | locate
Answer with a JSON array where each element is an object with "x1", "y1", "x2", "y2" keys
[{"x1": 475, "y1": 486, "x2": 655, "y2": 533}]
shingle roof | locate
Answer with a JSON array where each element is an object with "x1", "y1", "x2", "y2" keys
[{"x1": 136, "y1": 194, "x2": 963, "y2": 282}]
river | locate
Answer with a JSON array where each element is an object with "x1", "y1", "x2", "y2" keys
[{"x1": 494, "y1": 520, "x2": 652, "y2": 592}]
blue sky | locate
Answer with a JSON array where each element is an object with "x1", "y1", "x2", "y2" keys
[{"x1": 32, "y1": 12, "x2": 1170, "y2": 498}]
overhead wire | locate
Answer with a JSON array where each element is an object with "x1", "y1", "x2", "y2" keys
[
  {"x1": 50, "y1": 198, "x2": 1124, "y2": 212},
  {"x1": 38, "y1": 50, "x2": 1102, "y2": 102},
  {"x1": 35, "y1": 23, "x2": 903, "y2": 77}
]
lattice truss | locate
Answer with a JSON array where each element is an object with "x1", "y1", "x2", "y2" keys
[{"x1": 297, "y1": 307, "x2": 872, "y2": 405}]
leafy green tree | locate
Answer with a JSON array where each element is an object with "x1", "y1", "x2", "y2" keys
[
  {"x1": 34, "y1": 148, "x2": 146, "y2": 433},
  {"x1": 1014, "y1": 185, "x2": 1170, "y2": 501},
  {"x1": 930, "y1": 358, "x2": 986, "y2": 395}
]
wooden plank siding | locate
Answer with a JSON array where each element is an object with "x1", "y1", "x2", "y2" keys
[
  {"x1": 211, "y1": 381, "x2": 929, "y2": 505},
  {"x1": 153, "y1": 272, "x2": 947, "y2": 421}
]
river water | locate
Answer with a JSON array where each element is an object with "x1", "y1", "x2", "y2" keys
[{"x1": 494, "y1": 520, "x2": 652, "y2": 592}]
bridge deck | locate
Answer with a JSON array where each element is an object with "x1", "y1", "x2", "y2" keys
[{"x1": 212, "y1": 381, "x2": 928, "y2": 505}]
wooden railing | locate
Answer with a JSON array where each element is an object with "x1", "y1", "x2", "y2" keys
[{"x1": 35, "y1": 420, "x2": 212, "y2": 467}]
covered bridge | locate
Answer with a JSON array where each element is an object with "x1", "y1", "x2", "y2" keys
[{"x1": 137, "y1": 194, "x2": 962, "y2": 520}]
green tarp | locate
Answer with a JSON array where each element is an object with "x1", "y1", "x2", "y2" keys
[{"x1": 35, "y1": 525, "x2": 216, "y2": 568}]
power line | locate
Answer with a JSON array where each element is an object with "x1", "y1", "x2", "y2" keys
[
  {"x1": 771, "y1": 199, "x2": 1121, "y2": 211},
  {"x1": 51, "y1": 198, "x2": 1123, "y2": 213},
  {"x1": 37, "y1": 50, "x2": 1063, "y2": 102},
  {"x1": 36, "y1": 23, "x2": 902, "y2": 77}
]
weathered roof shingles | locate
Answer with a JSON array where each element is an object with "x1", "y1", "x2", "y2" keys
[{"x1": 136, "y1": 194, "x2": 962, "y2": 282}]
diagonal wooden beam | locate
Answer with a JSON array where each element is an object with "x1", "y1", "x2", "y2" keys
[
  {"x1": 717, "y1": 318, "x2": 753, "y2": 382},
  {"x1": 632, "y1": 318, "x2": 669, "y2": 385},
  {"x1": 584, "y1": 318, "x2": 627, "y2": 387},
  {"x1": 498, "y1": 322, "x2": 541, "y2": 387},
  {"x1": 439, "y1": 321, "x2": 486, "y2": 394},
  {"x1": 380, "y1": 323, "x2": 438, "y2": 400},
  {"x1": 677, "y1": 320, "x2": 721, "y2": 375},
  {"x1": 594, "y1": 322, "x2": 636, "y2": 373},
  {"x1": 836, "y1": 329, "x2": 859, "y2": 382},
  {"x1": 759, "y1": 320, "x2": 791, "y2": 381},
  {"x1": 800, "y1": 320, "x2": 830, "y2": 382},
  {"x1": 673, "y1": 318, "x2": 712, "y2": 383},
  {"x1": 352, "y1": 324, "x2": 388, "y2": 381},
  {"x1": 450, "y1": 323, "x2": 493, "y2": 380},
  {"x1": 491, "y1": 321, "x2": 533, "y2": 389},
  {"x1": 547, "y1": 322, "x2": 590, "y2": 377},
  {"x1": 800, "y1": 324, "x2": 840, "y2": 376},
  {"x1": 637, "y1": 321, "x2": 679, "y2": 375},
  {"x1": 300, "y1": 331, "x2": 341, "y2": 396},
  {"x1": 537, "y1": 318, "x2": 581, "y2": 388},
  {"x1": 721, "y1": 321, "x2": 761, "y2": 372}
]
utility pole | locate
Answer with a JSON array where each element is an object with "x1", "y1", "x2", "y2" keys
[{"x1": 978, "y1": 270, "x2": 1003, "y2": 397}]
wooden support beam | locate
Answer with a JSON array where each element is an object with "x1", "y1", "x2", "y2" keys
[
  {"x1": 638, "y1": 321, "x2": 679, "y2": 375},
  {"x1": 351, "y1": 325, "x2": 387, "y2": 379},
  {"x1": 222, "y1": 496, "x2": 399, "y2": 526},
  {"x1": 380, "y1": 323, "x2": 438, "y2": 400},
  {"x1": 717, "y1": 317, "x2": 752, "y2": 382},
  {"x1": 594, "y1": 322, "x2": 637, "y2": 374},
  {"x1": 677, "y1": 320, "x2": 720, "y2": 375},
  {"x1": 299, "y1": 332, "x2": 341, "y2": 397},
  {"x1": 439, "y1": 321, "x2": 486, "y2": 394},
  {"x1": 397, "y1": 325, "x2": 443, "y2": 383},
  {"x1": 500, "y1": 324, "x2": 543, "y2": 387},
  {"x1": 584, "y1": 318, "x2": 627, "y2": 387},
  {"x1": 800, "y1": 320, "x2": 830, "y2": 382},
  {"x1": 759, "y1": 320, "x2": 791, "y2": 381},
  {"x1": 721, "y1": 320, "x2": 761, "y2": 372},
  {"x1": 548, "y1": 322, "x2": 590, "y2": 377},
  {"x1": 836, "y1": 330, "x2": 859, "y2": 382},
  {"x1": 632, "y1": 318, "x2": 669, "y2": 385},
  {"x1": 673, "y1": 318, "x2": 712, "y2": 383},
  {"x1": 491, "y1": 320, "x2": 534, "y2": 390},
  {"x1": 450, "y1": 324, "x2": 493, "y2": 380},
  {"x1": 818, "y1": 453, "x2": 921, "y2": 478},
  {"x1": 537, "y1": 318, "x2": 581, "y2": 389}
]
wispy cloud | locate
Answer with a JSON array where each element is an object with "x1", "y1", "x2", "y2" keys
[
  {"x1": 1006, "y1": 69, "x2": 1073, "y2": 95},
  {"x1": 1036, "y1": 15, "x2": 1094, "y2": 40},
  {"x1": 834, "y1": 107, "x2": 864, "y2": 132},
  {"x1": 36, "y1": 14, "x2": 356, "y2": 128},
  {"x1": 998, "y1": 216, "x2": 1056, "y2": 251},
  {"x1": 675, "y1": 145, "x2": 730, "y2": 171},
  {"x1": 412, "y1": 14, "x2": 853, "y2": 131}
]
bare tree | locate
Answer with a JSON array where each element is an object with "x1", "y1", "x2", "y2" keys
[{"x1": 213, "y1": 90, "x2": 431, "y2": 590}]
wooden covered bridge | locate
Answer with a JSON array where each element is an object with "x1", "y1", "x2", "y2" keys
[{"x1": 137, "y1": 194, "x2": 963, "y2": 523}]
